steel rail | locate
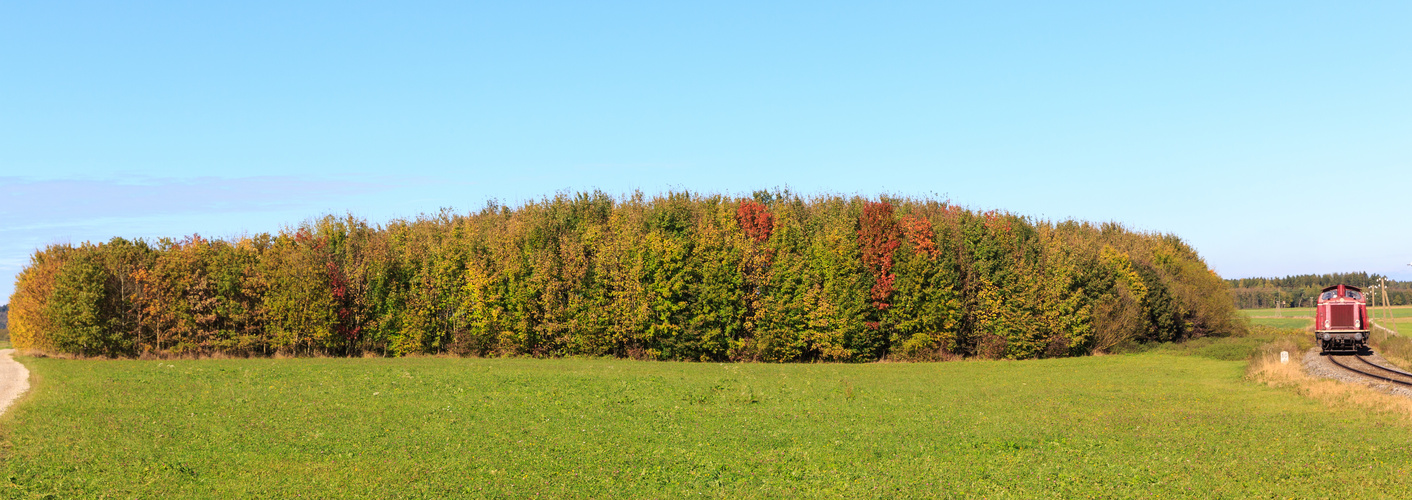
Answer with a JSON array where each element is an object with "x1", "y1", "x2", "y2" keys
[
  {"x1": 1354, "y1": 355, "x2": 1412, "y2": 378},
  {"x1": 1328, "y1": 355, "x2": 1412, "y2": 387}
]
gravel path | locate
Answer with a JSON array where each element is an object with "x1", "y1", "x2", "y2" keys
[
  {"x1": 1302, "y1": 347, "x2": 1412, "y2": 398},
  {"x1": 0, "y1": 349, "x2": 30, "y2": 416}
]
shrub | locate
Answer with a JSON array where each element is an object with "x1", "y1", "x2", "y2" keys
[{"x1": 7, "y1": 191, "x2": 1242, "y2": 360}]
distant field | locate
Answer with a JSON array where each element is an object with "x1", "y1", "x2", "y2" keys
[
  {"x1": 1369, "y1": 305, "x2": 1412, "y2": 319},
  {"x1": 1239, "y1": 307, "x2": 1313, "y2": 329},
  {"x1": 1370, "y1": 306, "x2": 1412, "y2": 334},
  {"x1": 6, "y1": 340, "x2": 1412, "y2": 497},
  {"x1": 1240, "y1": 307, "x2": 1315, "y2": 318},
  {"x1": 1384, "y1": 317, "x2": 1412, "y2": 335},
  {"x1": 1240, "y1": 305, "x2": 1412, "y2": 332},
  {"x1": 1240, "y1": 305, "x2": 1412, "y2": 318},
  {"x1": 1247, "y1": 317, "x2": 1312, "y2": 329}
]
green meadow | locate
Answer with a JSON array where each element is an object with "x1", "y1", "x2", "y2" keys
[
  {"x1": 1238, "y1": 305, "x2": 1412, "y2": 331},
  {"x1": 1245, "y1": 317, "x2": 1313, "y2": 329},
  {"x1": 1238, "y1": 307, "x2": 1313, "y2": 329},
  {"x1": 1241, "y1": 304, "x2": 1412, "y2": 319},
  {"x1": 1239, "y1": 307, "x2": 1314, "y2": 318},
  {"x1": 4, "y1": 334, "x2": 1412, "y2": 498},
  {"x1": 1372, "y1": 306, "x2": 1412, "y2": 334}
]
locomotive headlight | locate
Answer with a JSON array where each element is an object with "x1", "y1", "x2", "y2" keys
[
  {"x1": 1356, "y1": 318, "x2": 1361, "y2": 328},
  {"x1": 1355, "y1": 333, "x2": 1363, "y2": 341},
  {"x1": 1323, "y1": 333, "x2": 1331, "y2": 340},
  {"x1": 1325, "y1": 319, "x2": 1331, "y2": 329}
]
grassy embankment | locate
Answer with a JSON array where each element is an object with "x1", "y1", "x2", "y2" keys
[{"x1": 5, "y1": 329, "x2": 1412, "y2": 498}]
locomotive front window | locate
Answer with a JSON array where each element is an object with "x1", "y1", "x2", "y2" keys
[
  {"x1": 1320, "y1": 291, "x2": 1337, "y2": 301},
  {"x1": 1347, "y1": 291, "x2": 1362, "y2": 300}
]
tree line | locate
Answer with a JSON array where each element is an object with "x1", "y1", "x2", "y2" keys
[
  {"x1": 1226, "y1": 273, "x2": 1407, "y2": 290},
  {"x1": 1227, "y1": 273, "x2": 1412, "y2": 309},
  {"x1": 7, "y1": 191, "x2": 1243, "y2": 360}
]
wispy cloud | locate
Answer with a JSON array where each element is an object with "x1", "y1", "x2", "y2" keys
[
  {"x1": 0, "y1": 175, "x2": 398, "y2": 230},
  {"x1": 0, "y1": 174, "x2": 426, "y2": 303}
]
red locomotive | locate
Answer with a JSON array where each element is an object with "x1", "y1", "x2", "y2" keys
[{"x1": 1316, "y1": 284, "x2": 1370, "y2": 353}]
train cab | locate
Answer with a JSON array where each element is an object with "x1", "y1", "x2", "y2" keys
[{"x1": 1316, "y1": 284, "x2": 1370, "y2": 354}]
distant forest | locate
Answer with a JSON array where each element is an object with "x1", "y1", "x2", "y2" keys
[
  {"x1": 0, "y1": 304, "x2": 8, "y2": 331},
  {"x1": 8, "y1": 191, "x2": 1242, "y2": 360},
  {"x1": 1227, "y1": 273, "x2": 1412, "y2": 309}
]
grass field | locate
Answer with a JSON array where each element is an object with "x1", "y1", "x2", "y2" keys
[
  {"x1": 1239, "y1": 306, "x2": 1315, "y2": 329},
  {"x1": 1247, "y1": 317, "x2": 1313, "y2": 329},
  {"x1": 1241, "y1": 305, "x2": 1412, "y2": 319},
  {"x1": 1240, "y1": 306, "x2": 1315, "y2": 318},
  {"x1": 5, "y1": 335, "x2": 1412, "y2": 498},
  {"x1": 1368, "y1": 306, "x2": 1412, "y2": 334},
  {"x1": 1239, "y1": 305, "x2": 1412, "y2": 331}
]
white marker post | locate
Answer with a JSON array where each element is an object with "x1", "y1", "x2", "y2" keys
[{"x1": 1280, "y1": 351, "x2": 1289, "y2": 364}]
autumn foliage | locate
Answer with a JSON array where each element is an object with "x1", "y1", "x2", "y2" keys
[
  {"x1": 736, "y1": 200, "x2": 774, "y2": 243},
  {"x1": 858, "y1": 201, "x2": 902, "y2": 311},
  {"x1": 6, "y1": 191, "x2": 1244, "y2": 360}
]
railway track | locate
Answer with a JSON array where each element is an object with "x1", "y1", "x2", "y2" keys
[{"x1": 1327, "y1": 353, "x2": 1412, "y2": 387}]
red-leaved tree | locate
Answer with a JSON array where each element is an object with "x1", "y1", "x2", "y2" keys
[
  {"x1": 858, "y1": 201, "x2": 901, "y2": 310},
  {"x1": 736, "y1": 200, "x2": 774, "y2": 243}
]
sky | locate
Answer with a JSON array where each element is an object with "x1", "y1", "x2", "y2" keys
[{"x1": 3, "y1": 1, "x2": 1410, "y2": 303}]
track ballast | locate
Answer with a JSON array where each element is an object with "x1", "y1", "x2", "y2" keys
[{"x1": 1327, "y1": 353, "x2": 1412, "y2": 387}]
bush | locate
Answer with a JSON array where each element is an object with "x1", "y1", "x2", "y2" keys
[{"x1": 7, "y1": 191, "x2": 1244, "y2": 360}]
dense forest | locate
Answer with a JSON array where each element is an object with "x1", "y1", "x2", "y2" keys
[
  {"x1": 8, "y1": 191, "x2": 1242, "y2": 360},
  {"x1": 1227, "y1": 273, "x2": 1412, "y2": 309}
]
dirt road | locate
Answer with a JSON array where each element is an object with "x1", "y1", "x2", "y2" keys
[{"x1": 0, "y1": 349, "x2": 30, "y2": 415}]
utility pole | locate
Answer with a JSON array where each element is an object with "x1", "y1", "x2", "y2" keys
[
  {"x1": 1372, "y1": 285, "x2": 1383, "y2": 324},
  {"x1": 1378, "y1": 282, "x2": 1387, "y2": 324},
  {"x1": 1370, "y1": 284, "x2": 1377, "y2": 324},
  {"x1": 1384, "y1": 277, "x2": 1398, "y2": 334},
  {"x1": 1379, "y1": 279, "x2": 1387, "y2": 323},
  {"x1": 1383, "y1": 279, "x2": 1395, "y2": 322}
]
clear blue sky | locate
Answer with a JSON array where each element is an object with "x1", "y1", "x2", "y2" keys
[{"x1": 3, "y1": 1, "x2": 1410, "y2": 302}]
